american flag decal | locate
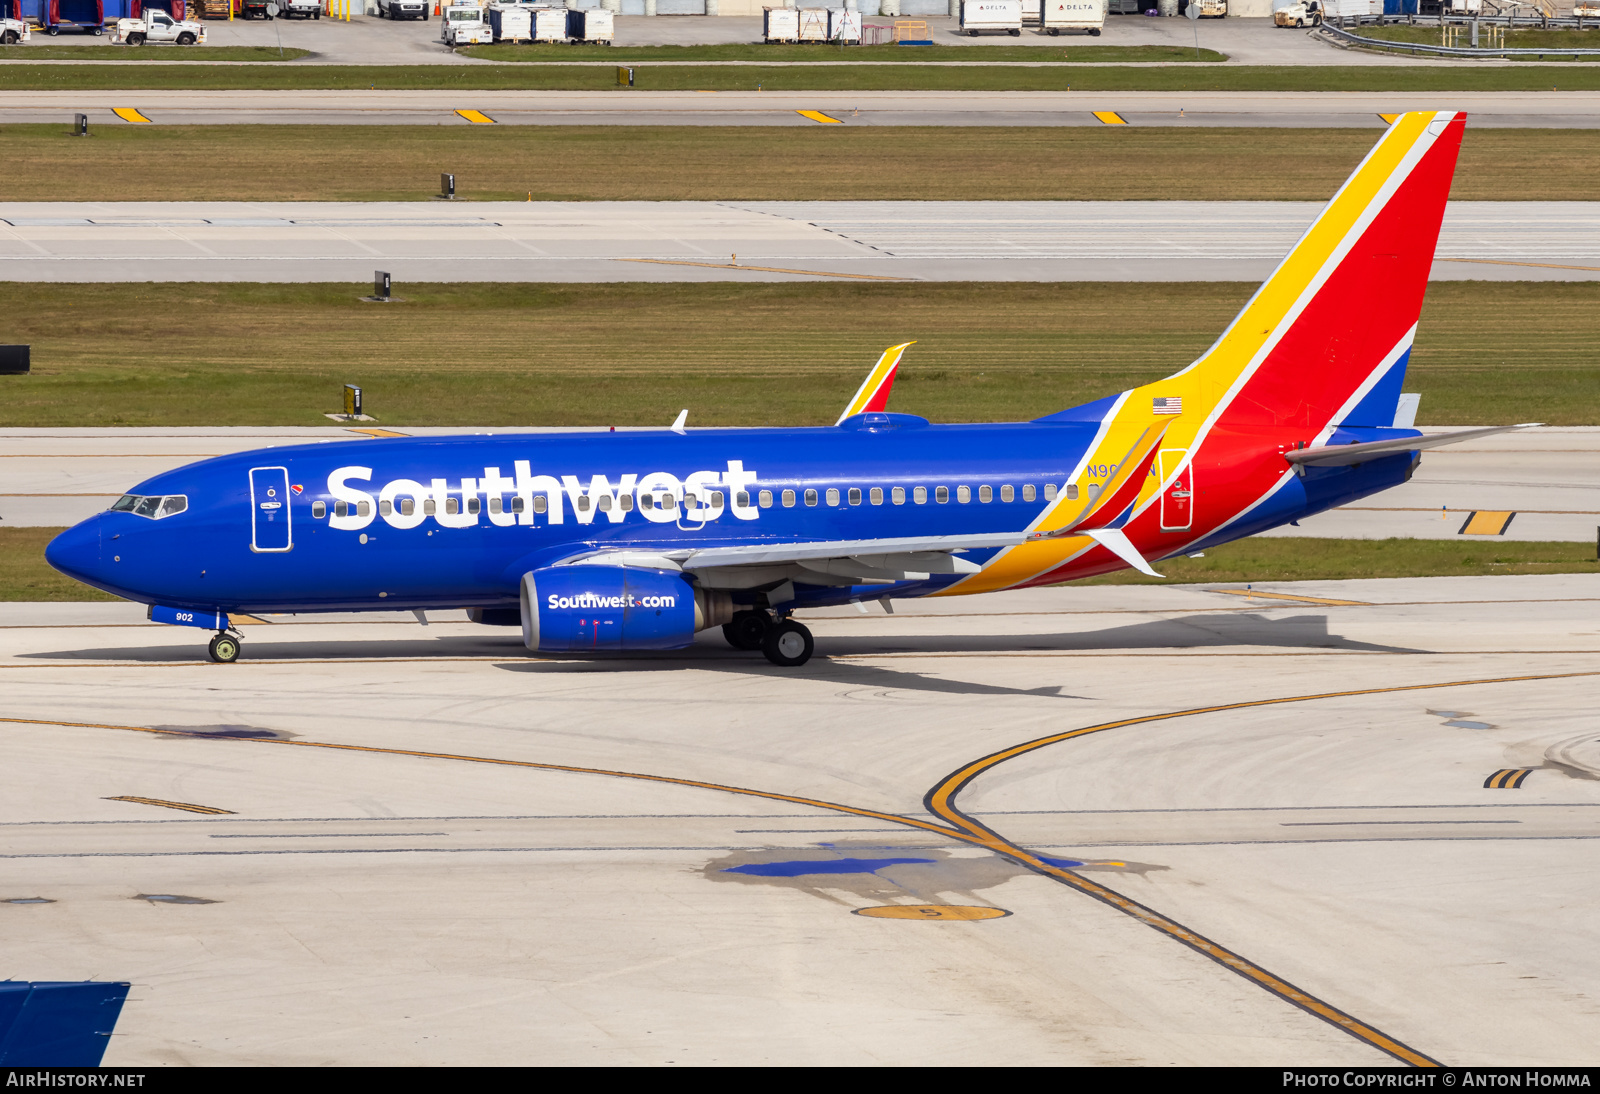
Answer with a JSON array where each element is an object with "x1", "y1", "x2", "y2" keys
[{"x1": 1152, "y1": 397, "x2": 1183, "y2": 415}]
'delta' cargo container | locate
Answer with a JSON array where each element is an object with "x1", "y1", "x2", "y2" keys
[
  {"x1": 763, "y1": 5, "x2": 798, "y2": 41},
  {"x1": 1043, "y1": 0, "x2": 1103, "y2": 32},
  {"x1": 487, "y1": 3, "x2": 531, "y2": 41},
  {"x1": 796, "y1": 6, "x2": 827, "y2": 39},
  {"x1": 531, "y1": 5, "x2": 565, "y2": 40},
  {"x1": 960, "y1": 0, "x2": 1023, "y2": 35},
  {"x1": 827, "y1": 6, "x2": 859, "y2": 39},
  {"x1": 566, "y1": 6, "x2": 611, "y2": 42}
]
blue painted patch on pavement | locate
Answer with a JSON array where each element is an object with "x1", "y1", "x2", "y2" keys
[
  {"x1": 1036, "y1": 856, "x2": 1085, "y2": 869},
  {"x1": 723, "y1": 856, "x2": 936, "y2": 878},
  {"x1": 0, "y1": 981, "x2": 130, "y2": 1066}
]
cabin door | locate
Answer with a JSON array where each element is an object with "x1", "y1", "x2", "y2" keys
[
  {"x1": 249, "y1": 466, "x2": 293, "y2": 553},
  {"x1": 1158, "y1": 449, "x2": 1193, "y2": 532}
]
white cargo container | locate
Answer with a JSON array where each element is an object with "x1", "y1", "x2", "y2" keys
[
  {"x1": 827, "y1": 7, "x2": 861, "y2": 39},
  {"x1": 1324, "y1": 0, "x2": 1379, "y2": 14},
  {"x1": 567, "y1": 7, "x2": 613, "y2": 42},
  {"x1": 1021, "y1": 0, "x2": 1041, "y2": 22},
  {"x1": 797, "y1": 7, "x2": 829, "y2": 40},
  {"x1": 487, "y1": 3, "x2": 531, "y2": 42},
  {"x1": 1042, "y1": 0, "x2": 1103, "y2": 33},
  {"x1": 763, "y1": 6, "x2": 799, "y2": 40},
  {"x1": 960, "y1": 0, "x2": 1023, "y2": 35}
]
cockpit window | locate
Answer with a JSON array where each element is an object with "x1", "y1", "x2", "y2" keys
[{"x1": 110, "y1": 494, "x2": 189, "y2": 520}]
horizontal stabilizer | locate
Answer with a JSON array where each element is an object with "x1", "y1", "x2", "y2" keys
[
  {"x1": 1286, "y1": 423, "x2": 1539, "y2": 467},
  {"x1": 1086, "y1": 528, "x2": 1162, "y2": 578}
]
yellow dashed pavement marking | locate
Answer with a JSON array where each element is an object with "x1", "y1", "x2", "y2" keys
[
  {"x1": 796, "y1": 109, "x2": 842, "y2": 124},
  {"x1": 455, "y1": 109, "x2": 496, "y2": 124},
  {"x1": 113, "y1": 108, "x2": 152, "y2": 124},
  {"x1": 1459, "y1": 510, "x2": 1516, "y2": 536},
  {"x1": 1093, "y1": 111, "x2": 1127, "y2": 125},
  {"x1": 1484, "y1": 768, "x2": 1533, "y2": 789}
]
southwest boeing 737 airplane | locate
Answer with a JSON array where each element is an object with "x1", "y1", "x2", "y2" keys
[{"x1": 46, "y1": 111, "x2": 1532, "y2": 667}]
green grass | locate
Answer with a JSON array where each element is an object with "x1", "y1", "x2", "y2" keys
[
  {"x1": 460, "y1": 41, "x2": 1226, "y2": 62},
  {"x1": 0, "y1": 281, "x2": 1593, "y2": 429},
  {"x1": 1358, "y1": 24, "x2": 1600, "y2": 58},
  {"x1": 3, "y1": 44, "x2": 309, "y2": 60},
  {"x1": 1081, "y1": 537, "x2": 1600, "y2": 585},
  {"x1": 7, "y1": 61, "x2": 1600, "y2": 89},
  {"x1": 0, "y1": 528, "x2": 120, "y2": 602},
  {"x1": 7, "y1": 525, "x2": 1594, "y2": 601},
  {"x1": 0, "y1": 124, "x2": 1593, "y2": 201}
]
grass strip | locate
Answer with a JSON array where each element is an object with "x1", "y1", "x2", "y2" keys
[
  {"x1": 0, "y1": 528, "x2": 121, "y2": 602},
  {"x1": 1, "y1": 44, "x2": 308, "y2": 60},
  {"x1": 459, "y1": 41, "x2": 1226, "y2": 62},
  {"x1": 0, "y1": 281, "x2": 1592, "y2": 428},
  {"x1": 1081, "y1": 536, "x2": 1600, "y2": 585},
  {"x1": 5, "y1": 61, "x2": 1600, "y2": 89},
  {"x1": 5, "y1": 526, "x2": 1595, "y2": 601},
  {"x1": 0, "y1": 124, "x2": 1592, "y2": 201}
]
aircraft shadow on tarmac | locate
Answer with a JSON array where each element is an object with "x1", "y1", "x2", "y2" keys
[{"x1": 26, "y1": 613, "x2": 1419, "y2": 680}]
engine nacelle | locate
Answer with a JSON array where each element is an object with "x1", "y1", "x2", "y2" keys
[{"x1": 520, "y1": 565, "x2": 732, "y2": 652}]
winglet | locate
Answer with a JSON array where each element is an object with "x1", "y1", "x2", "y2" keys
[
  {"x1": 670, "y1": 409, "x2": 688, "y2": 435},
  {"x1": 836, "y1": 342, "x2": 915, "y2": 426}
]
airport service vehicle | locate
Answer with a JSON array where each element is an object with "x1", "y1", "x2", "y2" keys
[
  {"x1": 487, "y1": 2, "x2": 530, "y2": 41},
  {"x1": 440, "y1": 4, "x2": 490, "y2": 43},
  {"x1": 0, "y1": 15, "x2": 30, "y2": 41},
  {"x1": 960, "y1": 0, "x2": 1023, "y2": 35},
  {"x1": 567, "y1": 6, "x2": 611, "y2": 42},
  {"x1": 280, "y1": 0, "x2": 321, "y2": 18},
  {"x1": 1274, "y1": 0, "x2": 1321, "y2": 24},
  {"x1": 241, "y1": 0, "x2": 276, "y2": 18},
  {"x1": 531, "y1": 5, "x2": 564, "y2": 41},
  {"x1": 1190, "y1": 0, "x2": 1225, "y2": 14},
  {"x1": 1042, "y1": 0, "x2": 1103, "y2": 34},
  {"x1": 378, "y1": 0, "x2": 427, "y2": 18},
  {"x1": 1577, "y1": 0, "x2": 1600, "y2": 16},
  {"x1": 48, "y1": 112, "x2": 1537, "y2": 669},
  {"x1": 111, "y1": 9, "x2": 204, "y2": 42}
]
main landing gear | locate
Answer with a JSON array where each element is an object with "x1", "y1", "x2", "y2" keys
[
  {"x1": 207, "y1": 632, "x2": 242, "y2": 664},
  {"x1": 722, "y1": 609, "x2": 814, "y2": 667}
]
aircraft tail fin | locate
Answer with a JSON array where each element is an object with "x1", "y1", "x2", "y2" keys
[{"x1": 1150, "y1": 110, "x2": 1466, "y2": 435}]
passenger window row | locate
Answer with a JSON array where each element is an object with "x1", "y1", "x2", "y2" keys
[{"x1": 751, "y1": 483, "x2": 1057, "y2": 509}]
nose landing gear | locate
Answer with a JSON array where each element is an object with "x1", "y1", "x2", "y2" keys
[
  {"x1": 207, "y1": 632, "x2": 242, "y2": 663},
  {"x1": 721, "y1": 609, "x2": 815, "y2": 667}
]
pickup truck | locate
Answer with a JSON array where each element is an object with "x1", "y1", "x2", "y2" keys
[
  {"x1": 111, "y1": 9, "x2": 206, "y2": 43},
  {"x1": 1274, "y1": 0, "x2": 1322, "y2": 24},
  {"x1": 440, "y1": 4, "x2": 491, "y2": 43},
  {"x1": 379, "y1": 0, "x2": 429, "y2": 18},
  {"x1": 280, "y1": 0, "x2": 322, "y2": 16},
  {"x1": 1, "y1": 15, "x2": 31, "y2": 42}
]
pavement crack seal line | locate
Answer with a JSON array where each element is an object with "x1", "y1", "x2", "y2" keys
[{"x1": 6, "y1": 667, "x2": 1600, "y2": 1065}]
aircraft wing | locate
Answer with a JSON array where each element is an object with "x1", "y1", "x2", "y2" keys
[
  {"x1": 1286, "y1": 423, "x2": 1539, "y2": 467},
  {"x1": 675, "y1": 532, "x2": 1027, "y2": 569}
]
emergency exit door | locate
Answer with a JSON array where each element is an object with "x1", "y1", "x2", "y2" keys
[
  {"x1": 249, "y1": 466, "x2": 293, "y2": 553},
  {"x1": 1158, "y1": 449, "x2": 1193, "y2": 531}
]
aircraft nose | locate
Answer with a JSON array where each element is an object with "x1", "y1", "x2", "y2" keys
[{"x1": 45, "y1": 518, "x2": 104, "y2": 585}]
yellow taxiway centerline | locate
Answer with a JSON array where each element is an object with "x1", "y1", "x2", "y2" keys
[
  {"x1": 113, "y1": 108, "x2": 152, "y2": 124},
  {"x1": 796, "y1": 109, "x2": 842, "y2": 124}
]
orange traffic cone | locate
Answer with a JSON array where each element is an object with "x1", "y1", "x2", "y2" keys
[{"x1": 432, "y1": 1, "x2": 439, "y2": 12}]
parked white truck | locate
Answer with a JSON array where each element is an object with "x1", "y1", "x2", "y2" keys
[
  {"x1": 1042, "y1": 0, "x2": 1103, "y2": 34},
  {"x1": 1, "y1": 14, "x2": 31, "y2": 43},
  {"x1": 960, "y1": 0, "x2": 1023, "y2": 34},
  {"x1": 111, "y1": 9, "x2": 206, "y2": 44},
  {"x1": 441, "y1": 3, "x2": 493, "y2": 44}
]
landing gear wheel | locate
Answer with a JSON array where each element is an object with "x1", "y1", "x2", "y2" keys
[
  {"x1": 762, "y1": 620, "x2": 813, "y2": 667},
  {"x1": 722, "y1": 609, "x2": 770, "y2": 651},
  {"x1": 208, "y1": 633, "x2": 241, "y2": 663}
]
